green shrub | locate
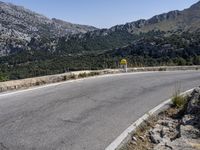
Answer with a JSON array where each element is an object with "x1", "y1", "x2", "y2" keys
[
  {"x1": 69, "y1": 74, "x2": 77, "y2": 79},
  {"x1": 78, "y1": 72, "x2": 88, "y2": 78},
  {"x1": 63, "y1": 75, "x2": 68, "y2": 81},
  {"x1": 172, "y1": 94, "x2": 186, "y2": 108},
  {"x1": 158, "y1": 67, "x2": 167, "y2": 71},
  {"x1": 88, "y1": 72, "x2": 100, "y2": 76}
]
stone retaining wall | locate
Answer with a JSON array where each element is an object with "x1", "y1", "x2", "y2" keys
[{"x1": 0, "y1": 66, "x2": 200, "y2": 93}]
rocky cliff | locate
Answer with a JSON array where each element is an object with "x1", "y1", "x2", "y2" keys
[{"x1": 0, "y1": 1, "x2": 97, "y2": 56}]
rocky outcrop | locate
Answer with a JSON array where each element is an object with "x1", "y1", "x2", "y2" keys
[
  {"x1": 187, "y1": 88, "x2": 200, "y2": 115},
  {"x1": 109, "y1": 1, "x2": 200, "y2": 34},
  {"x1": 1, "y1": 0, "x2": 200, "y2": 59},
  {"x1": 149, "y1": 88, "x2": 200, "y2": 150},
  {"x1": 0, "y1": 1, "x2": 97, "y2": 56}
]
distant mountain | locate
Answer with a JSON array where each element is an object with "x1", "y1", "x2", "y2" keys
[
  {"x1": 1, "y1": 1, "x2": 200, "y2": 56},
  {"x1": 0, "y1": 1, "x2": 97, "y2": 56},
  {"x1": 1, "y1": 1, "x2": 200, "y2": 81},
  {"x1": 109, "y1": 1, "x2": 200, "y2": 34},
  {"x1": 51, "y1": 18, "x2": 97, "y2": 34},
  {"x1": 56, "y1": 1, "x2": 200, "y2": 54}
]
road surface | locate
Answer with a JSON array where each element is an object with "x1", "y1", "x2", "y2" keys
[{"x1": 0, "y1": 71, "x2": 200, "y2": 150}]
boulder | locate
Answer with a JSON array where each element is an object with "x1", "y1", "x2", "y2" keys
[
  {"x1": 187, "y1": 88, "x2": 200, "y2": 115},
  {"x1": 180, "y1": 125, "x2": 200, "y2": 139}
]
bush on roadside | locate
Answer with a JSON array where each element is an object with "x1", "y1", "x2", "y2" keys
[
  {"x1": 35, "y1": 81, "x2": 40, "y2": 86},
  {"x1": 171, "y1": 83, "x2": 187, "y2": 108},
  {"x1": 88, "y1": 72, "x2": 100, "y2": 76},
  {"x1": 63, "y1": 75, "x2": 69, "y2": 81},
  {"x1": 69, "y1": 74, "x2": 77, "y2": 79},
  {"x1": 78, "y1": 72, "x2": 88, "y2": 78},
  {"x1": 172, "y1": 94, "x2": 186, "y2": 108},
  {"x1": 158, "y1": 67, "x2": 167, "y2": 71}
]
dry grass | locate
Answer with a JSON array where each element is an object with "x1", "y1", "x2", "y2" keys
[
  {"x1": 120, "y1": 116, "x2": 157, "y2": 150},
  {"x1": 171, "y1": 83, "x2": 187, "y2": 108},
  {"x1": 172, "y1": 94, "x2": 186, "y2": 108},
  {"x1": 119, "y1": 106, "x2": 183, "y2": 150},
  {"x1": 78, "y1": 72, "x2": 88, "y2": 78},
  {"x1": 191, "y1": 143, "x2": 200, "y2": 150}
]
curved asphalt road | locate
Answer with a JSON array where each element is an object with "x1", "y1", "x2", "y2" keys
[{"x1": 0, "y1": 71, "x2": 200, "y2": 150}]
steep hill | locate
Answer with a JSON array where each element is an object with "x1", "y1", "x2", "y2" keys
[
  {"x1": 0, "y1": 1, "x2": 97, "y2": 56},
  {"x1": 1, "y1": 1, "x2": 200, "y2": 81},
  {"x1": 56, "y1": 1, "x2": 200, "y2": 54},
  {"x1": 110, "y1": 1, "x2": 200, "y2": 34}
]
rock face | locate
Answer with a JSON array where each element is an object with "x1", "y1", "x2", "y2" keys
[
  {"x1": 149, "y1": 88, "x2": 200, "y2": 150},
  {"x1": 1, "y1": 1, "x2": 200, "y2": 57},
  {"x1": 187, "y1": 88, "x2": 200, "y2": 115},
  {"x1": 110, "y1": 1, "x2": 200, "y2": 34},
  {"x1": 0, "y1": 1, "x2": 97, "y2": 56}
]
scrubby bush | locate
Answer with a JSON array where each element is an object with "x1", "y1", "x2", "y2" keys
[
  {"x1": 63, "y1": 75, "x2": 69, "y2": 81},
  {"x1": 78, "y1": 72, "x2": 88, "y2": 78},
  {"x1": 88, "y1": 72, "x2": 100, "y2": 76},
  {"x1": 158, "y1": 67, "x2": 167, "y2": 71},
  {"x1": 172, "y1": 83, "x2": 187, "y2": 108},
  {"x1": 69, "y1": 74, "x2": 77, "y2": 79},
  {"x1": 172, "y1": 94, "x2": 186, "y2": 108}
]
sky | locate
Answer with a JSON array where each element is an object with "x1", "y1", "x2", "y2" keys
[{"x1": 1, "y1": 0, "x2": 199, "y2": 28}]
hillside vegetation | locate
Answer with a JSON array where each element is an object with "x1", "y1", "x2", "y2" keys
[{"x1": 0, "y1": 1, "x2": 200, "y2": 81}]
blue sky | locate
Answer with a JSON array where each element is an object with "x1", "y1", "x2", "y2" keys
[{"x1": 1, "y1": 0, "x2": 199, "y2": 28}]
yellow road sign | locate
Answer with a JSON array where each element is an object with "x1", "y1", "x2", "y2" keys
[{"x1": 120, "y1": 59, "x2": 127, "y2": 65}]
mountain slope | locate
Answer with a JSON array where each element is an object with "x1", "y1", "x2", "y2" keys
[
  {"x1": 0, "y1": 1, "x2": 97, "y2": 36},
  {"x1": 1, "y1": 1, "x2": 200, "y2": 56},
  {"x1": 1, "y1": 1, "x2": 200, "y2": 81},
  {"x1": 110, "y1": 1, "x2": 200, "y2": 34},
  {"x1": 55, "y1": 1, "x2": 200, "y2": 54},
  {"x1": 0, "y1": 1, "x2": 97, "y2": 56}
]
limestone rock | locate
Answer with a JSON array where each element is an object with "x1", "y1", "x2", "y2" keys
[{"x1": 187, "y1": 88, "x2": 200, "y2": 115}]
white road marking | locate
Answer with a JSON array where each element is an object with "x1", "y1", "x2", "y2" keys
[
  {"x1": 0, "y1": 71, "x2": 156, "y2": 97},
  {"x1": 105, "y1": 88, "x2": 194, "y2": 150}
]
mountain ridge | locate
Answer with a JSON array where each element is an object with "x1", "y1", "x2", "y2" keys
[
  {"x1": 1, "y1": 1, "x2": 200, "y2": 56},
  {"x1": 0, "y1": 1, "x2": 97, "y2": 56},
  {"x1": 1, "y1": 1, "x2": 200, "y2": 81},
  {"x1": 108, "y1": 1, "x2": 200, "y2": 34}
]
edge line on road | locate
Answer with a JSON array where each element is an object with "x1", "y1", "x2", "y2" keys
[
  {"x1": 0, "y1": 71, "x2": 160, "y2": 97},
  {"x1": 105, "y1": 88, "x2": 195, "y2": 150}
]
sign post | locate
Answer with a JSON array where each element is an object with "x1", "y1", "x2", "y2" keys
[{"x1": 120, "y1": 59, "x2": 128, "y2": 73}]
